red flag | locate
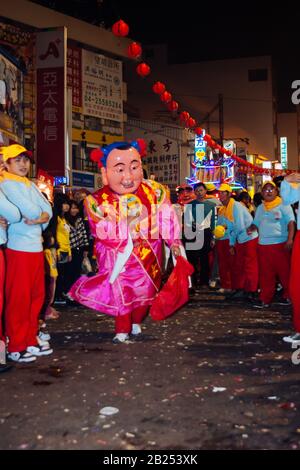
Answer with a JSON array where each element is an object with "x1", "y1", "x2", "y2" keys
[{"x1": 150, "y1": 256, "x2": 194, "y2": 321}]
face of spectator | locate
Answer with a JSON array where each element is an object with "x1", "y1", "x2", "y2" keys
[
  {"x1": 74, "y1": 191, "x2": 87, "y2": 203},
  {"x1": 5, "y1": 154, "x2": 30, "y2": 177},
  {"x1": 219, "y1": 190, "x2": 231, "y2": 205},
  {"x1": 62, "y1": 202, "x2": 70, "y2": 214},
  {"x1": 70, "y1": 203, "x2": 80, "y2": 217},
  {"x1": 101, "y1": 147, "x2": 143, "y2": 195},
  {"x1": 195, "y1": 186, "x2": 207, "y2": 200},
  {"x1": 262, "y1": 184, "x2": 277, "y2": 202}
]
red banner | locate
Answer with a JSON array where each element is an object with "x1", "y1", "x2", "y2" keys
[
  {"x1": 36, "y1": 28, "x2": 66, "y2": 176},
  {"x1": 67, "y1": 45, "x2": 82, "y2": 109}
]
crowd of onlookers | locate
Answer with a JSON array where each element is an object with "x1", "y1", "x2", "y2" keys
[
  {"x1": 176, "y1": 175, "x2": 297, "y2": 312},
  {"x1": 1, "y1": 142, "x2": 300, "y2": 371}
]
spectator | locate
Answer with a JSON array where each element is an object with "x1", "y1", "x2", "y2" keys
[{"x1": 0, "y1": 144, "x2": 53, "y2": 363}]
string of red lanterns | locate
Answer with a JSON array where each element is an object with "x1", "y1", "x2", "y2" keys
[{"x1": 112, "y1": 19, "x2": 296, "y2": 177}]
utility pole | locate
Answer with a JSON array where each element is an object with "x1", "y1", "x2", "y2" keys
[{"x1": 218, "y1": 93, "x2": 224, "y2": 145}]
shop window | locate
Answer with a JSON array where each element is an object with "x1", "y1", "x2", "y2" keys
[{"x1": 72, "y1": 142, "x2": 99, "y2": 173}]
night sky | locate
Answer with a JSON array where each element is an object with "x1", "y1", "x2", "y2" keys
[{"x1": 29, "y1": 0, "x2": 300, "y2": 112}]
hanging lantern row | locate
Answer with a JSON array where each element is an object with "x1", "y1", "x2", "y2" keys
[
  {"x1": 112, "y1": 19, "x2": 199, "y2": 130},
  {"x1": 112, "y1": 18, "x2": 298, "y2": 173}
]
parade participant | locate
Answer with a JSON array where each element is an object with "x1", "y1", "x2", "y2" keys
[
  {"x1": 184, "y1": 183, "x2": 216, "y2": 289},
  {"x1": 176, "y1": 183, "x2": 196, "y2": 206},
  {"x1": 247, "y1": 180, "x2": 295, "y2": 309},
  {"x1": 0, "y1": 152, "x2": 21, "y2": 372},
  {"x1": 215, "y1": 183, "x2": 258, "y2": 299},
  {"x1": 0, "y1": 144, "x2": 53, "y2": 362},
  {"x1": 69, "y1": 140, "x2": 182, "y2": 343},
  {"x1": 280, "y1": 173, "x2": 300, "y2": 343}
]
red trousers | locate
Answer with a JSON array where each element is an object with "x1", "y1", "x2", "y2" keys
[
  {"x1": 234, "y1": 238, "x2": 258, "y2": 292},
  {"x1": 258, "y1": 242, "x2": 290, "y2": 304},
  {"x1": 115, "y1": 306, "x2": 148, "y2": 334},
  {"x1": 290, "y1": 232, "x2": 300, "y2": 332},
  {"x1": 5, "y1": 249, "x2": 45, "y2": 352},
  {"x1": 216, "y1": 239, "x2": 235, "y2": 289},
  {"x1": 0, "y1": 249, "x2": 5, "y2": 341}
]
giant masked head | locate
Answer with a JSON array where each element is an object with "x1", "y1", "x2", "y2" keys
[{"x1": 90, "y1": 140, "x2": 147, "y2": 195}]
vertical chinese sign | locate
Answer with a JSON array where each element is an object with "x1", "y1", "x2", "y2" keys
[
  {"x1": 67, "y1": 44, "x2": 82, "y2": 112},
  {"x1": 36, "y1": 27, "x2": 67, "y2": 176},
  {"x1": 145, "y1": 136, "x2": 180, "y2": 190}
]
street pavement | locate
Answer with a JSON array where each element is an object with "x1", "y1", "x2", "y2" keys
[{"x1": 1, "y1": 289, "x2": 300, "y2": 450}]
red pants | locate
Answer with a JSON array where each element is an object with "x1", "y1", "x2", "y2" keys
[
  {"x1": 40, "y1": 276, "x2": 57, "y2": 319},
  {"x1": 0, "y1": 249, "x2": 5, "y2": 341},
  {"x1": 115, "y1": 306, "x2": 148, "y2": 334},
  {"x1": 216, "y1": 239, "x2": 235, "y2": 289},
  {"x1": 290, "y1": 231, "x2": 300, "y2": 332},
  {"x1": 234, "y1": 238, "x2": 258, "y2": 292},
  {"x1": 258, "y1": 242, "x2": 290, "y2": 304},
  {"x1": 5, "y1": 249, "x2": 45, "y2": 352}
]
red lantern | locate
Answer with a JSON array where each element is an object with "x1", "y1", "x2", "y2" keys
[
  {"x1": 128, "y1": 42, "x2": 142, "y2": 59},
  {"x1": 195, "y1": 127, "x2": 203, "y2": 135},
  {"x1": 136, "y1": 63, "x2": 151, "y2": 77},
  {"x1": 187, "y1": 117, "x2": 196, "y2": 128},
  {"x1": 152, "y1": 81, "x2": 166, "y2": 94},
  {"x1": 112, "y1": 19, "x2": 129, "y2": 37},
  {"x1": 167, "y1": 100, "x2": 179, "y2": 112},
  {"x1": 179, "y1": 111, "x2": 190, "y2": 123},
  {"x1": 160, "y1": 91, "x2": 172, "y2": 103}
]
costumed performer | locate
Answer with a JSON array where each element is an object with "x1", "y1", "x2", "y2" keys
[{"x1": 69, "y1": 139, "x2": 182, "y2": 343}]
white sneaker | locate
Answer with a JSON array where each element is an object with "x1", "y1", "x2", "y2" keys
[
  {"x1": 283, "y1": 333, "x2": 300, "y2": 344},
  {"x1": 112, "y1": 333, "x2": 129, "y2": 344},
  {"x1": 38, "y1": 330, "x2": 51, "y2": 341},
  {"x1": 131, "y1": 324, "x2": 142, "y2": 335},
  {"x1": 27, "y1": 345, "x2": 53, "y2": 356},
  {"x1": 7, "y1": 350, "x2": 37, "y2": 363}
]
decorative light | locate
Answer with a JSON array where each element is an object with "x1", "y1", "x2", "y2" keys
[
  {"x1": 152, "y1": 81, "x2": 166, "y2": 94},
  {"x1": 136, "y1": 62, "x2": 151, "y2": 77},
  {"x1": 128, "y1": 42, "x2": 142, "y2": 59},
  {"x1": 112, "y1": 19, "x2": 129, "y2": 37}
]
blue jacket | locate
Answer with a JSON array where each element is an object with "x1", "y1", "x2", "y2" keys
[
  {"x1": 217, "y1": 200, "x2": 258, "y2": 246},
  {"x1": 0, "y1": 177, "x2": 52, "y2": 252},
  {"x1": 253, "y1": 202, "x2": 295, "y2": 245}
]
